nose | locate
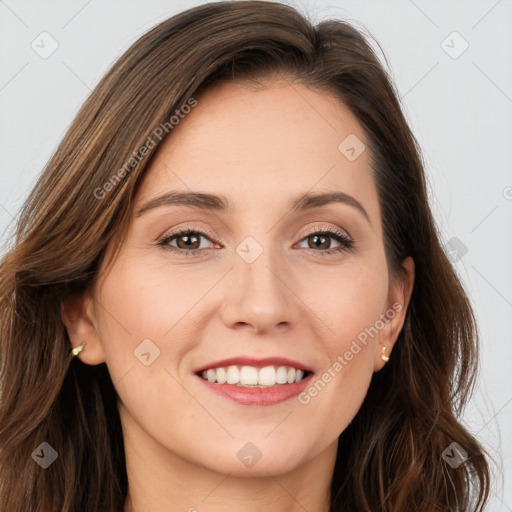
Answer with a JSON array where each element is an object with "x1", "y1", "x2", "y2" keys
[{"x1": 220, "y1": 243, "x2": 299, "y2": 334}]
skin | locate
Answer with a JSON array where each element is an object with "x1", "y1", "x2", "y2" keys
[{"x1": 62, "y1": 78, "x2": 414, "y2": 512}]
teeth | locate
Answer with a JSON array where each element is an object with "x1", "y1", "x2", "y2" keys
[
  {"x1": 240, "y1": 366, "x2": 258, "y2": 385},
  {"x1": 226, "y1": 365, "x2": 239, "y2": 384},
  {"x1": 216, "y1": 367, "x2": 227, "y2": 384},
  {"x1": 258, "y1": 366, "x2": 276, "y2": 386},
  {"x1": 200, "y1": 365, "x2": 308, "y2": 386},
  {"x1": 276, "y1": 366, "x2": 288, "y2": 384}
]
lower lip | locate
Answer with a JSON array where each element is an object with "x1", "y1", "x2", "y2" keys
[{"x1": 196, "y1": 373, "x2": 314, "y2": 406}]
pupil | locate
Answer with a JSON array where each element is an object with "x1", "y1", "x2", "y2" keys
[
  {"x1": 179, "y1": 233, "x2": 199, "y2": 249},
  {"x1": 311, "y1": 234, "x2": 329, "y2": 249}
]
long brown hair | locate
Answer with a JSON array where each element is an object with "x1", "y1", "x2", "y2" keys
[{"x1": 0, "y1": 1, "x2": 490, "y2": 510}]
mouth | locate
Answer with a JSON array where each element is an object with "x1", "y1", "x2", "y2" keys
[
  {"x1": 196, "y1": 365, "x2": 312, "y2": 387},
  {"x1": 193, "y1": 358, "x2": 314, "y2": 406}
]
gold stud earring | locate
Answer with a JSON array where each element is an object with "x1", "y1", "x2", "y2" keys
[
  {"x1": 381, "y1": 346, "x2": 390, "y2": 363},
  {"x1": 71, "y1": 342, "x2": 86, "y2": 357}
]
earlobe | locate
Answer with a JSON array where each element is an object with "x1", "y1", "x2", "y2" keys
[{"x1": 61, "y1": 291, "x2": 107, "y2": 365}]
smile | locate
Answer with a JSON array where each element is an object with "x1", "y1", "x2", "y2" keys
[
  {"x1": 199, "y1": 365, "x2": 309, "y2": 387},
  {"x1": 194, "y1": 356, "x2": 314, "y2": 405}
]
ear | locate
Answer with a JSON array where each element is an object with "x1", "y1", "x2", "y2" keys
[
  {"x1": 374, "y1": 256, "x2": 415, "y2": 372},
  {"x1": 61, "y1": 290, "x2": 107, "y2": 365}
]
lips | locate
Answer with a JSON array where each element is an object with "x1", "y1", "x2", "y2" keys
[{"x1": 193, "y1": 356, "x2": 315, "y2": 406}]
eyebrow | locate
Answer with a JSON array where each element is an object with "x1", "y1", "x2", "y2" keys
[{"x1": 136, "y1": 190, "x2": 371, "y2": 225}]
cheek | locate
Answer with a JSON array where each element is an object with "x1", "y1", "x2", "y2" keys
[
  {"x1": 93, "y1": 261, "x2": 203, "y2": 438},
  {"x1": 95, "y1": 257, "x2": 207, "y2": 350},
  {"x1": 302, "y1": 257, "x2": 389, "y2": 348},
  {"x1": 92, "y1": 260, "x2": 172, "y2": 384},
  {"x1": 295, "y1": 260, "x2": 388, "y2": 427},
  {"x1": 92, "y1": 255, "x2": 226, "y2": 407}
]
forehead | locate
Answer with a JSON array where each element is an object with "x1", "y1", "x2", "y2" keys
[{"x1": 136, "y1": 79, "x2": 379, "y2": 221}]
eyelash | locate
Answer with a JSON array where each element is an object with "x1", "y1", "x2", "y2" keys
[{"x1": 156, "y1": 224, "x2": 354, "y2": 257}]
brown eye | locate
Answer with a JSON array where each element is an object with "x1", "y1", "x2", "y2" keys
[
  {"x1": 306, "y1": 233, "x2": 332, "y2": 250},
  {"x1": 158, "y1": 229, "x2": 216, "y2": 255},
  {"x1": 297, "y1": 229, "x2": 354, "y2": 255},
  {"x1": 174, "y1": 232, "x2": 201, "y2": 250}
]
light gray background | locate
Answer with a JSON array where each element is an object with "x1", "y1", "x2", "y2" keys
[{"x1": 1, "y1": 0, "x2": 511, "y2": 509}]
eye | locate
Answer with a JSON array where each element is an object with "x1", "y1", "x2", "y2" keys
[
  {"x1": 157, "y1": 226, "x2": 219, "y2": 256},
  {"x1": 296, "y1": 227, "x2": 354, "y2": 256}
]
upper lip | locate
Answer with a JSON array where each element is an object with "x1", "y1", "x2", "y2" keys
[{"x1": 194, "y1": 356, "x2": 314, "y2": 374}]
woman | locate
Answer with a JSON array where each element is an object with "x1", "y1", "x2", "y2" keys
[{"x1": 0, "y1": 1, "x2": 490, "y2": 510}]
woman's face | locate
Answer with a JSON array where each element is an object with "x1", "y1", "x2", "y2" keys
[{"x1": 72, "y1": 79, "x2": 413, "y2": 476}]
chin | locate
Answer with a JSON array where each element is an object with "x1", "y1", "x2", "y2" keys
[{"x1": 192, "y1": 437, "x2": 313, "y2": 477}]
